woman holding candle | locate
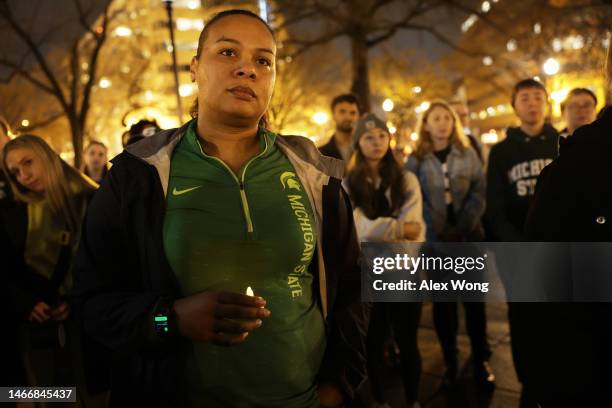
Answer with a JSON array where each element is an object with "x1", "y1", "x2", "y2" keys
[
  {"x1": 345, "y1": 113, "x2": 425, "y2": 408},
  {"x1": 73, "y1": 9, "x2": 368, "y2": 408}
]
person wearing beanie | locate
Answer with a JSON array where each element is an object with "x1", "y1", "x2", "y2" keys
[
  {"x1": 121, "y1": 119, "x2": 162, "y2": 147},
  {"x1": 345, "y1": 112, "x2": 425, "y2": 408}
]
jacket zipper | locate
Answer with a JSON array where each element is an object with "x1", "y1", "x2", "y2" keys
[{"x1": 197, "y1": 136, "x2": 268, "y2": 236}]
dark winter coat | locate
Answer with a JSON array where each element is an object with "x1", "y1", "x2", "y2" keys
[
  {"x1": 72, "y1": 121, "x2": 370, "y2": 406},
  {"x1": 520, "y1": 107, "x2": 612, "y2": 406}
]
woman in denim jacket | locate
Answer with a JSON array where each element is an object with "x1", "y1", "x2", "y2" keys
[{"x1": 405, "y1": 101, "x2": 494, "y2": 388}]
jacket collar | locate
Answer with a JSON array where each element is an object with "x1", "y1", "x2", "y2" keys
[
  {"x1": 124, "y1": 119, "x2": 344, "y2": 197},
  {"x1": 422, "y1": 143, "x2": 464, "y2": 161},
  {"x1": 506, "y1": 124, "x2": 559, "y2": 143}
]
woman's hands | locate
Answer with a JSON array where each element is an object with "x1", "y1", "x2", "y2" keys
[
  {"x1": 318, "y1": 383, "x2": 344, "y2": 407},
  {"x1": 29, "y1": 301, "x2": 70, "y2": 323},
  {"x1": 173, "y1": 291, "x2": 271, "y2": 346},
  {"x1": 403, "y1": 221, "x2": 422, "y2": 240}
]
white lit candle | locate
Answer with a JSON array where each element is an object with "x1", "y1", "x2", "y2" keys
[{"x1": 246, "y1": 286, "x2": 254, "y2": 297}]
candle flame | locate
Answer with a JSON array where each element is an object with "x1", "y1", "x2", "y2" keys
[{"x1": 246, "y1": 286, "x2": 254, "y2": 297}]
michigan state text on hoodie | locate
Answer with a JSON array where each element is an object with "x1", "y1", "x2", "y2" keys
[{"x1": 486, "y1": 125, "x2": 559, "y2": 241}]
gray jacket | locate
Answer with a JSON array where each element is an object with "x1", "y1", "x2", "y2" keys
[{"x1": 405, "y1": 145, "x2": 485, "y2": 241}]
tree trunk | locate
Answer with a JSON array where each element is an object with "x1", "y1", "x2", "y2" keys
[
  {"x1": 350, "y1": 32, "x2": 371, "y2": 111},
  {"x1": 69, "y1": 114, "x2": 84, "y2": 169}
]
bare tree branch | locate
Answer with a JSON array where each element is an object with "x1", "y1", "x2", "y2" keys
[
  {"x1": 74, "y1": 0, "x2": 99, "y2": 38},
  {"x1": 0, "y1": 57, "x2": 56, "y2": 94},
  {"x1": 69, "y1": 40, "x2": 79, "y2": 111},
  {"x1": 366, "y1": 0, "x2": 432, "y2": 46},
  {"x1": 284, "y1": 27, "x2": 347, "y2": 58},
  {"x1": 0, "y1": 0, "x2": 69, "y2": 109},
  {"x1": 79, "y1": 1, "x2": 115, "y2": 127},
  {"x1": 442, "y1": 0, "x2": 508, "y2": 35},
  {"x1": 407, "y1": 23, "x2": 484, "y2": 57},
  {"x1": 273, "y1": 7, "x2": 320, "y2": 31},
  {"x1": 369, "y1": 0, "x2": 395, "y2": 15},
  {"x1": 311, "y1": 0, "x2": 346, "y2": 24}
]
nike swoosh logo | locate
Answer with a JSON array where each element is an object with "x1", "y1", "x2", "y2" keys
[{"x1": 172, "y1": 186, "x2": 201, "y2": 196}]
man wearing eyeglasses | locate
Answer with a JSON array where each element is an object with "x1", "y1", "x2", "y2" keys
[{"x1": 559, "y1": 88, "x2": 598, "y2": 144}]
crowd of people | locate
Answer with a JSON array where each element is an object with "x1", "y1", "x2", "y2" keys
[{"x1": 1, "y1": 7, "x2": 611, "y2": 408}]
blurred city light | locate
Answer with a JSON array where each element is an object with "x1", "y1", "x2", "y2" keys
[
  {"x1": 572, "y1": 35, "x2": 584, "y2": 49},
  {"x1": 382, "y1": 98, "x2": 394, "y2": 112},
  {"x1": 482, "y1": 56, "x2": 493, "y2": 66},
  {"x1": 114, "y1": 26, "x2": 132, "y2": 37},
  {"x1": 259, "y1": 0, "x2": 269, "y2": 22},
  {"x1": 312, "y1": 112, "x2": 329, "y2": 125},
  {"x1": 506, "y1": 39, "x2": 517, "y2": 52},
  {"x1": 21, "y1": 119, "x2": 29, "y2": 127},
  {"x1": 179, "y1": 83, "x2": 195, "y2": 97},
  {"x1": 543, "y1": 58, "x2": 560, "y2": 75},
  {"x1": 99, "y1": 78, "x2": 112, "y2": 88},
  {"x1": 551, "y1": 88, "x2": 569, "y2": 104},
  {"x1": 415, "y1": 101, "x2": 430, "y2": 114},
  {"x1": 410, "y1": 132, "x2": 419, "y2": 141},
  {"x1": 481, "y1": 129, "x2": 499, "y2": 144},
  {"x1": 461, "y1": 14, "x2": 478, "y2": 32},
  {"x1": 534, "y1": 23, "x2": 542, "y2": 34},
  {"x1": 176, "y1": 18, "x2": 204, "y2": 31},
  {"x1": 412, "y1": 86, "x2": 422, "y2": 94}
]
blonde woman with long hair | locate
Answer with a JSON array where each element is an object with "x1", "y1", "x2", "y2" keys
[
  {"x1": 405, "y1": 101, "x2": 493, "y2": 387},
  {"x1": 1, "y1": 134, "x2": 106, "y2": 405}
]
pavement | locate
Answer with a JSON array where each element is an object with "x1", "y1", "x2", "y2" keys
[{"x1": 354, "y1": 302, "x2": 521, "y2": 408}]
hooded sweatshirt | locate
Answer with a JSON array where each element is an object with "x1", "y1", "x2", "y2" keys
[{"x1": 486, "y1": 124, "x2": 559, "y2": 241}]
